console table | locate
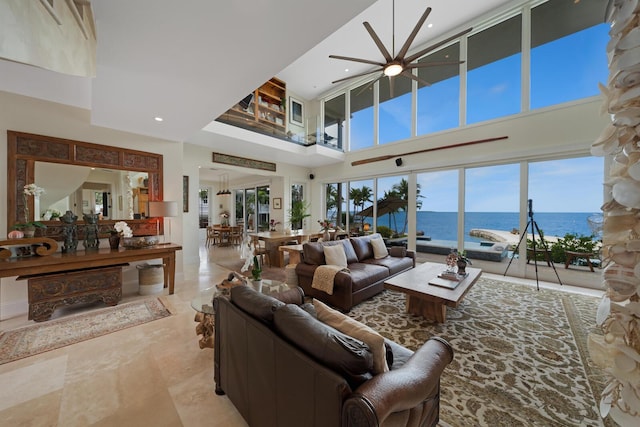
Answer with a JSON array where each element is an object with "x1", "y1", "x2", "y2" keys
[{"x1": 0, "y1": 244, "x2": 182, "y2": 320}]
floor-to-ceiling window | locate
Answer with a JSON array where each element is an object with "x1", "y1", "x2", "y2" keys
[
  {"x1": 530, "y1": 0, "x2": 608, "y2": 109},
  {"x1": 417, "y1": 42, "x2": 460, "y2": 135},
  {"x1": 372, "y1": 175, "x2": 408, "y2": 237},
  {"x1": 325, "y1": 182, "x2": 347, "y2": 230},
  {"x1": 256, "y1": 186, "x2": 270, "y2": 231},
  {"x1": 234, "y1": 189, "x2": 244, "y2": 228},
  {"x1": 199, "y1": 188, "x2": 209, "y2": 228},
  {"x1": 349, "y1": 179, "x2": 374, "y2": 234},
  {"x1": 290, "y1": 183, "x2": 306, "y2": 229},
  {"x1": 245, "y1": 189, "x2": 256, "y2": 231},
  {"x1": 324, "y1": 94, "x2": 345, "y2": 149},
  {"x1": 415, "y1": 170, "x2": 458, "y2": 243}
]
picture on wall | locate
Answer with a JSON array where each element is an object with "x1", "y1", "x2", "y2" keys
[{"x1": 289, "y1": 97, "x2": 303, "y2": 126}]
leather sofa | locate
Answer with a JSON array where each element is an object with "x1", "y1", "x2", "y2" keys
[
  {"x1": 295, "y1": 233, "x2": 415, "y2": 311},
  {"x1": 214, "y1": 285, "x2": 453, "y2": 427}
]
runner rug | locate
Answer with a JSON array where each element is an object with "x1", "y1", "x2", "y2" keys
[
  {"x1": 0, "y1": 298, "x2": 171, "y2": 365},
  {"x1": 348, "y1": 277, "x2": 614, "y2": 427}
]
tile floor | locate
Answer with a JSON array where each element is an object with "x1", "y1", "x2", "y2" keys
[{"x1": 0, "y1": 241, "x2": 603, "y2": 426}]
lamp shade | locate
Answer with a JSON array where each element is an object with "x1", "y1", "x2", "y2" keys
[{"x1": 148, "y1": 201, "x2": 178, "y2": 217}]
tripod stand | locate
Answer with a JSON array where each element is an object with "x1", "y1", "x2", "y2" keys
[{"x1": 504, "y1": 199, "x2": 563, "y2": 290}]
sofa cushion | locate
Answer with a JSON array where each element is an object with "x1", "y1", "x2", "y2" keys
[
  {"x1": 347, "y1": 263, "x2": 390, "y2": 292},
  {"x1": 388, "y1": 246, "x2": 407, "y2": 258},
  {"x1": 303, "y1": 241, "x2": 325, "y2": 265},
  {"x1": 370, "y1": 236, "x2": 389, "y2": 259},
  {"x1": 231, "y1": 285, "x2": 284, "y2": 325},
  {"x1": 313, "y1": 299, "x2": 389, "y2": 374},
  {"x1": 341, "y1": 239, "x2": 359, "y2": 264},
  {"x1": 273, "y1": 304, "x2": 373, "y2": 389},
  {"x1": 323, "y1": 244, "x2": 348, "y2": 268},
  {"x1": 365, "y1": 256, "x2": 414, "y2": 275},
  {"x1": 350, "y1": 236, "x2": 374, "y2": 261}
]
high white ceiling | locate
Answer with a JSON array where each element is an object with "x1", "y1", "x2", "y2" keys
[{"x1": 0, "y1": 0, "x2": 516, "y2": 172}]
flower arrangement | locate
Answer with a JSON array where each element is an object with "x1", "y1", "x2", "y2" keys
[
  {"x1": 13, "y1": 183, "x2": 46, "y2": 230},
  {"x1": 318, "y1": 219, "x2": 334, "y2": 231},
  {"x1": 114, "y1": 221, "x2": 133, "y2": 237},
  {"x1": 220, "y1": 211, "x2": 230, "y2": 225}
]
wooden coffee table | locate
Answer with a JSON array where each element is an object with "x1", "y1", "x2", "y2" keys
[{"x1": 384, "y1": 262, "x2": 482, "y2": 323}]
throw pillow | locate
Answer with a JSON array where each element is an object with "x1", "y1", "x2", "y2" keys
[
  {"x1": 370, "y1": 236, "x2": 389, "y2": 259},
  {"x1": 313, "y1": 299, "x2": 389, "y2": 374},
  {"x1": 323, "y1": 244, "x2": 348, "y2": 268}
]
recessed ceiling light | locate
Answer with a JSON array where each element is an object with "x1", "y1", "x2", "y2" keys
[
  {"x1": 345, "y1": 68, "x2": 349, "y2": 72},
  {"x1": 427, "y1": 23, "x2": 433, "y2": 28},
  {"x1": 154, "y1": 117, "x2": 163, "y2": 122}
]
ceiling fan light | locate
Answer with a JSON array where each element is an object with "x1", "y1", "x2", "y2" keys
[{"x1": 384, "y1": 63, "x2": 403, "y2": 77}]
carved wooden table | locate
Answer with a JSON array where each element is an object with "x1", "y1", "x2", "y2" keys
[{"x1": 0, "y1": 243, "x2": 182, "y2": 321}]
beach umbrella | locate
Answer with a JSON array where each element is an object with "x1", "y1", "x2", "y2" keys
[{"x1": 358, "y1": 197, "x2": 407, "y2": 218}]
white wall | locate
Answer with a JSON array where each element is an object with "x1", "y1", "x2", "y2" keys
[{"x1": 0, "y1": 91, "x2": 184, "y2": 319}]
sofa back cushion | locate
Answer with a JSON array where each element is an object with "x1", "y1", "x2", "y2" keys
[
  {"x1": 303, "y1": 242, "x2": 325, "y2": 265},
  {"x1": 231, "y1": 285, "x2": 284, "y2": 325},
  {"x1": 350, "y1": 234, "x2": 382, "y2": 261},
  {"x1": 370, "y1": 235, "x2": 389, "y2": 259},
  {"x1": 323, "y1": 244, "x2": 348, "y2": 267},
  {"x1": 274, "y1": 304, "x2": 373, "y2": 389}
]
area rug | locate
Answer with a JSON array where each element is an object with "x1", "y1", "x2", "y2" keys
[
  {"x1": 0, "y1": 298, "x2": 171, "y2": 365},
  {"x1": 348, "y1": 278, "x2": 613, "y2": 427}
]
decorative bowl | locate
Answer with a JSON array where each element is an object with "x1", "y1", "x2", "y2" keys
[{"x1": 122, "y1": 236, "x2": 158, "y2": 249}]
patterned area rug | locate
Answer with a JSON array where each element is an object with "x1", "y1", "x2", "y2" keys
[
  {"x1": 348, "y1": 278, "x2": 613, "y2": 427},
  {"x1": 0, "y1": 298, "x2": 171, "y2": 365}
]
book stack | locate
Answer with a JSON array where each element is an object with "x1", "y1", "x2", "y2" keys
[{"x1": 428, "y1": 271, "x2": 468, "y2": 289}]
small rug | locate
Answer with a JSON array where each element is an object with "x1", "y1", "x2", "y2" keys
[
  {"x1": 348, "y1": 278, "x2": 613, "y2": 427},
  {"x1": 0, "y1": 298, "x2": 171, "y2": 365}
]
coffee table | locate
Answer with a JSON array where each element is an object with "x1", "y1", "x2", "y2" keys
[{"x1": 384, "y1": 262, "x2": 482, "y2": 323}]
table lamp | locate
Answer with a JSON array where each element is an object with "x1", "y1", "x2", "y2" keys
[{"x1": 149, "y1": 201, "x2": 178, "y2": 244}]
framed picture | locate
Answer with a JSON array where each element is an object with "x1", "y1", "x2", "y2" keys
[
  {"x1": 289, "y1": 97, "x2": 304, "y2": 127},
  {"x1": 273, "y1": 197, "x2": 282, "y2": 209},
  {"x1": 183, "y1": 175, "x2": 189, "y2": 212}
]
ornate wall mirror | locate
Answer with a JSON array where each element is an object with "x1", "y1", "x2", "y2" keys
[{"x1": 7, "y1": 131, "x2": 164, "y2": 240}]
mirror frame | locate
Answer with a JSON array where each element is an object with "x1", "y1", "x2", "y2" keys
[{"x1": 7, "y1": 130, "x2": 164, "y2": 240}]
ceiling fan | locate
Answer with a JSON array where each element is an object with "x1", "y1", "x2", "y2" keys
[{"x1": 329, "y1": 0, "x2": 472, "y2": 95}]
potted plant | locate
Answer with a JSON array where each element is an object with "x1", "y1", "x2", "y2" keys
[
  {"x1": 456, "y1": 251, "x2": 472, "y2": 275},
  {"x1": 288, "y1": 200, "x2": 311, "y2": 230},
  {"x1": 251, "y1": 255, "x2": 262, "y2": 291}
]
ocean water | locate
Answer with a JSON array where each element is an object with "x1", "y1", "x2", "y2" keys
[{"x1": 371, "y1": 211, "x2": 599, "y2": 242}]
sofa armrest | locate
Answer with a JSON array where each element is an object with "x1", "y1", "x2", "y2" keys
[
  {"x1": 342, "y1": 337, "x2": 453, "y2": 427},
  {"x1": 388, "y1": 247, "x2": 416, "y2": 268}
]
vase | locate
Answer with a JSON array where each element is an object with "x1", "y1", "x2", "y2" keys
[
  {"x1": 457, "y1": 260, "x2": 467, "y2": 275},
  {"x1": 323, "y1": 231, "x2": 330, "y2": 241},
  {"x1": 109, "y1": 233, "x2": 121, "y2": 250},
  {"x1": 23, "y1": 226, "x2": 36, "y2": 238},
  {"x1": 251, "y1": 279, "x2": 263, "y2": 292}
]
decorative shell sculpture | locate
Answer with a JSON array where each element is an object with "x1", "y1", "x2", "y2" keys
[{"x1": 588, "y1": 1, "x2": 640, "y2": 424}]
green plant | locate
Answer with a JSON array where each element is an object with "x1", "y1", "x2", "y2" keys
[
  {"x1": 376, "y1": 225, "x2": 393, "y2": 238},
  {"x1": 288, "y1": 200, "x2": 311, "y2": 229},
  {"x1": 12, "y1": 221, "x2": 46, "y2": 230},
  {"x1": 251, "y1": 256, "x2": 262, "y2": 281}
]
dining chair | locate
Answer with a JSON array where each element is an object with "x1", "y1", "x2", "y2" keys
[
  {"x1": 230, "y1": 226, "x2": 243, "y2": 246},
  {"x1": 250, "y1": 234, "x2": 270, "y2": 267},
  {"x1": 205, "y1": 226, "x2": 218, "y2": 247}
]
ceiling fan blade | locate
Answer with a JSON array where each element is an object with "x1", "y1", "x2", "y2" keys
[
  {"x1": 363, "y1": 22, "x2": 393, "y2": 62},
  {"x1": 329, "y1": 54, "x2": 386, "y2": 67},
  {"x1": 401, "y1": 70, "x2": 431, "y2": 87},
  {"x1": 406, "y1": 60, "x2": 465, "y2": 69},
  {"x1": 355, "y1": 73, "x2": 384, "y2": 96},
  {"x1": 404, "y1": 27, "x2": 473, "y2": 64},
  {"x1": 331, "y1": 68, "x2": 384, "y2": 84},
  {"x1": 396, "y1": 7, "x2": 432, "y2": 60}
]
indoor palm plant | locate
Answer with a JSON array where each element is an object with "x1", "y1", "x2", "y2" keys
[{"x1": 288, "y1": 200, "x2": 311, "y2": 230}]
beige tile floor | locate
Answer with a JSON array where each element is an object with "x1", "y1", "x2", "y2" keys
[
  {"x1": 0, "y1": 243, "x2": 250, "y2": 427},
  {"x1": 0, "y1": 241, "x2": 603, "y2": 426}
]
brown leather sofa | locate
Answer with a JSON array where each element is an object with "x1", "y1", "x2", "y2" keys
[
  {"x1": 214, "y1": 286, "x2": 453, "y2": 427},
  {"x1": 295, "y1": 234, "x2": 415, "y2": 311}
]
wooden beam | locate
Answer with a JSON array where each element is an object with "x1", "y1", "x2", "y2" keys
[{"x1": 351, "y1": 136, "x2": 509, "y2": 166}]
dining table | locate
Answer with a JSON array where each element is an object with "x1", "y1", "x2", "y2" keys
[{"x1": 249, "y1": 229, "x2": 322, "y2": 267}]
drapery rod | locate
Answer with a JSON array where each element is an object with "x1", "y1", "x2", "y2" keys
[{"x1": 351, "y1": 135, "x2": 509, "y2": 166}]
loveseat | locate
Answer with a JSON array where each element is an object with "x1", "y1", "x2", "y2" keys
[
  {"x1": 214, "y1": 285, "x2": 454, "y2": 427},
  {"x1": 295, "y1": 233, "x2": 415, "y2": 311}
]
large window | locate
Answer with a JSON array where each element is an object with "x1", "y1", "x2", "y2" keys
[
  {"x1": 325, "y1": 182, "x2": 347, "y2": 229},
  {"x1": 372, "y1": 175, "x2": 408, "y2": 237},
  {"x1": 530, "y1": 0, "x2": 608, "y2": 109},
  {"x1": 350, "y1": 82, "x2": 375, "y2": 150},
  {"x1": 379, "y1": 77, "x2": 412, "y2": 144},
  {"x1": 417, "y1": 43, "x2": 460, "y2": 135},
  {"x1": 416, "y1": 170, "x2": 458, "y2": 243},
  {"x1": 324, "y1": 94, "x2": 345, "y2": 149},
  {"x1": 467, "y1": 15, "x2": 522, "y2": 124},
  {"x1": 349, "y1": 179, "x2": 374, "y2": 234},
  {"x1": 528, "y1": 157, "x2": 603, "y2": 237}
]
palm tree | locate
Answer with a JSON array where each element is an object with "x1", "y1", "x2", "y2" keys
[
  {"x1": 350, "y1": 185, "x2": 373, "y2": 229},
  {"x1": 391, "y1": 178, "x2": 423, "y2": 234}
]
